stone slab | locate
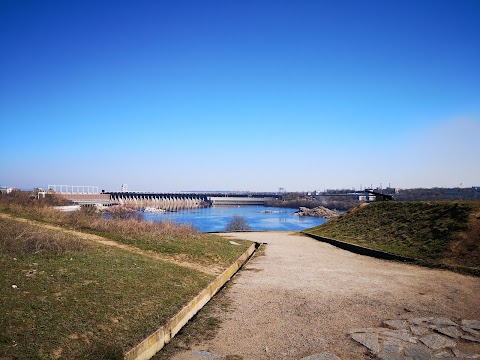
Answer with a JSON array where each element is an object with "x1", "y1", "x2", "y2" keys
[
  {"x1": 462, "y1": 320, "x2": 480, "y2": 330},
  {"x1": 351, "y1": 332, "x2": 380, "y2": 353},
  {"x1": 382, "y1": 342, "x2": 402, "y2": 355},
  {"x1": 429, "y1": 318, "x2": 458, "y2": 327},
  {"x1": 461, "y1": 334, "x2": 480, "y2": 343},
  {"x1": 419, "y1": 334, "x2": 456, "y2": 350},
  {"x1": 383, "y1": 330, "x2": 417, "y2": 343},
  {"x1": 462, "y1": 327, "x2": 480, "y2": 336},
  {"x1": 404, "y1": 343, "x2": 432, "y2": 360},
  {"x1": 434, "y1": 326, "x2": 463, "y2": 339},
  {"x1": 411, "y1": 326, "x2": 430, "y2": 336}
]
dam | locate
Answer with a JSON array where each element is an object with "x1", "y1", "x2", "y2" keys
[
  {"x1": 106, "y1": 191, "x2": 275, "y2": 209},
  {"x1": 51, "y1": 186, "x2": 277, "y2": 209}
]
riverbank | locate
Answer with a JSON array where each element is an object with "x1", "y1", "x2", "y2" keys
[{"x1": 265, "y1": 197, "x2": 359, "y2": 211}]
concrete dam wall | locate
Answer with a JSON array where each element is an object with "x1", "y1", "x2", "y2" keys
[
  {"x1": 56, "y1": 191, "x2": 277, "y2": 210},
  {"x1": 107, "y1": 192, "x2": 275, "y2": 210},
  {"x1": 110, "y1": 194, "x2": 208, "y2": 211}
]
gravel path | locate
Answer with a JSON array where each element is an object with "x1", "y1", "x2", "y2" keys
[{"x1": 171, "y1": 231, "x2": 480, "y2": 359}]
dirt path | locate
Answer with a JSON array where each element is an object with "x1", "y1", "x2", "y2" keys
[
  {"x1": 0, "y1": 212, "x2": 220, "y2": 276},
  {"x1": 170, "y1": 231, "x2": 480, "y2": 359}
]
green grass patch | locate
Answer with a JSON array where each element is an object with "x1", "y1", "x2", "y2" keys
[
  {"x1": 0, "y1": 217, "x2": 215, "y2": 359},
  {"x1": 86, "y1": 229, "x2": 251, "y2": 269},
  {"x1": 304, "y1": 201, "x2": 480, "y2": 269}
]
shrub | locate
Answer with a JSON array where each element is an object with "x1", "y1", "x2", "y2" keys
[
  {"x1": 0, "y1": 199, "x2": 198, "y2": 242},
  {"x1": 0, "y1": 190, "x2": 72, "y2": 207},
  {"x1": 105, "y1": 206, "x2": 144, "y2": 221},
  {"x1": 225, "y1": 215, "x2": 251, "y2": 231}
]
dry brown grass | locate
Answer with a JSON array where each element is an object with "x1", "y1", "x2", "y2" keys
[
  {"x1": 0, "y1": 196, "x2": 198, "y2": 242},
  {"x1": 78, "y1": 207, "x2": 199, "y2": 241},
  {"x1": 0, "y1": 218, "x2": 87, "y2": 255}
]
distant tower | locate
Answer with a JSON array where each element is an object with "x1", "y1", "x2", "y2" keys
[{"x1": 121, "y1": 184, "x2": 128, "y2": 192}]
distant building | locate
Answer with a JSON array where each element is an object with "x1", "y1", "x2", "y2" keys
[
  {"x1": 0, "y1": 187, "x2": 14, "y2": 194},
  {"x1": 366, "y1": 189, "x2": 395, "y2": 201},
  {"x1": 35, "y1": 188, "x2": 46, "y2": 199}
]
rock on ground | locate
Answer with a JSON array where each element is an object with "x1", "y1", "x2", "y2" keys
[{"x1": 294, "y1": 206, "x2": 340, "y2": 218}]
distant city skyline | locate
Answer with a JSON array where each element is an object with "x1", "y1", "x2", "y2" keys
[{"x1": 1, "y1": 1, "x2": 479, "y2": 191}]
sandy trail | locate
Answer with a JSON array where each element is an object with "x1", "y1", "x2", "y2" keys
[{"x1": 171, "y1": 231, "x2": 480, "y2": 359}]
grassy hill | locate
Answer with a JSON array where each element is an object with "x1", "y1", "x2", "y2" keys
[
  {"x1": 0, "y1": 194, "x2": 252, "y2": 359},
  {"x1": 304, "y1": 201, "x2": 480, "y2": 270}
]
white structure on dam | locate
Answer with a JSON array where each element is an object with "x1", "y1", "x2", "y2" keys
[{"x1": 208, "y1": 197, "x2": 270, "y2": 206}]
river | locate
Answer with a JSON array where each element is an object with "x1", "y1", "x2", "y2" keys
[{"x1": 141, "y1": 205, "x2": 330, "y2": 232}]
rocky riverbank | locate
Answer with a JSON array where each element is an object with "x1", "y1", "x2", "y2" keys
[{"x1": 295, "y1": 206, "x2": 340, "y2": 218}]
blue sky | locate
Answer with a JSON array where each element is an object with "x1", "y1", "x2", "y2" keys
[{"x1": 1, "y1": 0, "x2": 479, "y2": 192}]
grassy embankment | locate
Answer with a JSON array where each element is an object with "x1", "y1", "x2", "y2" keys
[
  {"x1": 0, "y1": 192, "x2": 250, "y2": 268},
  {"x1": 0, "y1": 193, "x2": 251, "y2": 359},
  {"x1": 304, "y1": 201, "x2": 480, "y2": 271}
]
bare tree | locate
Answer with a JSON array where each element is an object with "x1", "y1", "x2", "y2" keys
[{"x1": 225, "y1": 214, "x2": 251, "y2": 231}]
